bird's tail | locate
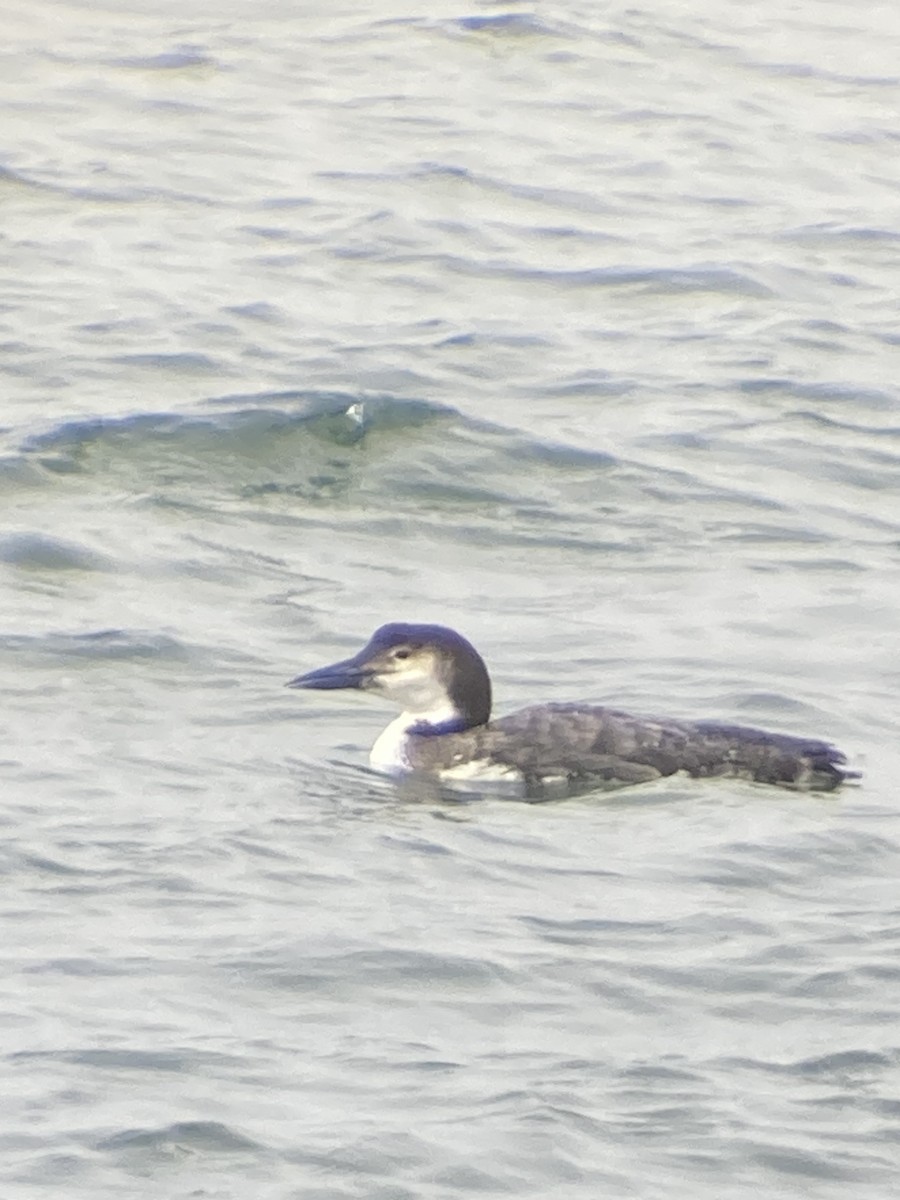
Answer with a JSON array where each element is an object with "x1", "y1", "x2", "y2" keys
[{"x1": 688, "y1": 722, "x2": 858, "y2": 792}]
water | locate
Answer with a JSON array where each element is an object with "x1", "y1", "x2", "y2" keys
[{"x1": 2, "y1": 1, "x2": 900, "y2": 1196}]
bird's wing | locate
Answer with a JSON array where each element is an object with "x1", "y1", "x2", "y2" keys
[{"x1": 408, "y1": 704, "x2": 853, "y2": 793}]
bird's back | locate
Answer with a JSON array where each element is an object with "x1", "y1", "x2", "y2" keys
[{"x1": 405, "y1": 702, "x2": 853, "y2": 795}]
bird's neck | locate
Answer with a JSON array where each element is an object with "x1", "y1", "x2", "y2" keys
[{"x1": 369, "y1": 704, "x2": 468, "y2": 774}]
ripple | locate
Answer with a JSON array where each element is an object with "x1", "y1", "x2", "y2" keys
[
  {"x1": 723, "y1": 1049, "x2": 894, "y2": 1077},
  {"x1": 232, "y1": 946, "x2": 519, "y2": 997},
  {"x1": 109, "y1": 50, "x2": 217, "y2": 72},
  {"x1": 443, "y1": 13, "x2": 576, "y2": 39},
  {"x1": 13, "y1": 1046, "x2": 237, "y2": 1071},
  {"x1": 447, "y1": 261, "x2": 774, "y2": 297},
  {"x1": 0, "y1": 629, "x2": 191, "y2": 662},
  {"x1": 0, "y1": 533, "x2": 114, "y2": 572},
  {"x1": 7, "y1": 393, "x2": 627, "y2": 548},
  {"x1": 107, "y1": 352, "x2": 221, "y2": 374},
  {"x1": 98, "y1": 1119, "x2": 264, "y2": 1154}
]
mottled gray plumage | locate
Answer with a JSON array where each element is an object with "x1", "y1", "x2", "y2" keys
[{"x1": 404, "y1": 703, "x2": 851, "y2": 794}]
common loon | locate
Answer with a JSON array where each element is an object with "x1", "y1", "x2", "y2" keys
[{"x1": 287, "y1": 623, "x2": 856, "y2": 796}]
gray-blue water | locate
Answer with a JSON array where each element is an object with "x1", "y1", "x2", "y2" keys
[{"x1": 2, "y1": 3, "x2": 900, "y2": 1197}]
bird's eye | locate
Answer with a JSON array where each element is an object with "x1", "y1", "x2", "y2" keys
[{"x1": 394, "y1": 649, "x2": 411, "y2": 660}]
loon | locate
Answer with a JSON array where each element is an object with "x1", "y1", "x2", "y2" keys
[{"x1": 287, "y1": 623, "x2": 856, "y2": 797}]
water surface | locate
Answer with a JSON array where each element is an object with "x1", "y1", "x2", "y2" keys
[{"x1": 2, "y1": 2, "x2": 899, "y2": 1197}]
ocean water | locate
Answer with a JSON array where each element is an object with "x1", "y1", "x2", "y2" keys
[{"x1": 2, "y1": 1, "x2": 900, "y2": 1197}]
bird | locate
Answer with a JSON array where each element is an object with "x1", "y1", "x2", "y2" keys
[{"x1": 286, "y1": 622, "x2": 856, "y2": 797}]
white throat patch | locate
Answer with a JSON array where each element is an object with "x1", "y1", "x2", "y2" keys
[{"x1": 368, "y1": 705, "x2": 460, "y2": 775}]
